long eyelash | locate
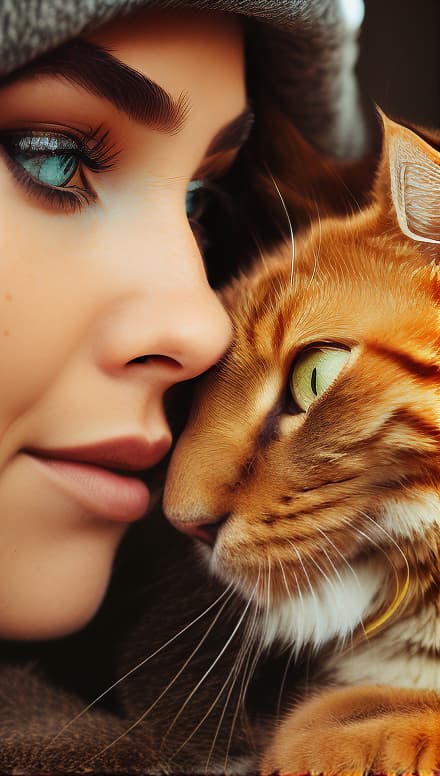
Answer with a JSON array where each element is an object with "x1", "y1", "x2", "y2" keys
[
  {"x1": 0, "y1": 124, "x2": 120, "y2": 213},
  {"x1": 80, "y1": 124, "x2": 121, "y2": 172}
]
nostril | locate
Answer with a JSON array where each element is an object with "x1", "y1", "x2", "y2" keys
[
  {"x1": 129, "y1": 354, "x2": 149, "y2": 364},
  {"x1": 198, "y1": 519, "x2": 223, "y2": 546},
  {"x1": 169, "y1": 514, "x2": 230, "y2": 546},
  {"x1": 127, "y1": 354, "x2": 180, "y2": 367},
  {"x1": 194, "y1": 515, "x2": 229, "y2": 546}
]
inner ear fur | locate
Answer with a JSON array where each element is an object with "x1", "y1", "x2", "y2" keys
[{"x1": 381, "y1": 112, "x2": 440, "y2": 245}]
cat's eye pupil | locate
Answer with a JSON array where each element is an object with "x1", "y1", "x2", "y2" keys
[{"x1": 311, "y1": 367, "x2": 318, "y2": 396}]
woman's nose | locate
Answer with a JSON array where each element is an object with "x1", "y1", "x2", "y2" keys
[
  {"x1": 97, "y1": 222, "x2": 233, "y2": 385},
  {"x1": 128, "y1": 282, "x2": 232, "y2": 383}
]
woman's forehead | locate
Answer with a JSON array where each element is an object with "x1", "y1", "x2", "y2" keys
[{"x1": 87, "y1": 7, "x2": 246, "y2": 98}]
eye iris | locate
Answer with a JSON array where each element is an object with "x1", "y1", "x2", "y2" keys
[
  {"x1": 290, "y1": 347, "x2": 350, "y2": 412},
  {"x1": 13, "y1": 152, "x2": 78, "y2": 187},
  {"x1": 185, "y1": 179, "x2": 204, "y2": 219}
]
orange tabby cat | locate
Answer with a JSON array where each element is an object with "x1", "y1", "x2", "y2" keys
[{"x1": 164, "y1": 111, "x2": 440, "y2": 773}]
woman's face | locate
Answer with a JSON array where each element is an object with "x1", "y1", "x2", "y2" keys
[{"x1": 0, "y1": 8, "x2": 246, "y2": 639}]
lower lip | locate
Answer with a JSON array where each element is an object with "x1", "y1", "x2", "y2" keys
[{"x1": 28, "y1": 455, "x2": 150, "y2": 522}]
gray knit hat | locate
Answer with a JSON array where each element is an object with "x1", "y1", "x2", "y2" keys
[{"x1": 0, "y1": 0, "x2": 368, "y2": 158}]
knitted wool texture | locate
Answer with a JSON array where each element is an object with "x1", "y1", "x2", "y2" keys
[{"x1": 0, "y1": 0, "x2": 367, "y2": 157}]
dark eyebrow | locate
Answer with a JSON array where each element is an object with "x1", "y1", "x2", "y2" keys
[
  {"x1": 205, "y1": 106, "x2": 255, "y2": 156},
  {"x1": 0, "y1": 38, "x2": 189, "y2": 134}
]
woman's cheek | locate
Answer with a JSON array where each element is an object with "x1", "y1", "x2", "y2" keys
[{"x1": 0, "y1": 183, "x2": 90, "y2": 429}]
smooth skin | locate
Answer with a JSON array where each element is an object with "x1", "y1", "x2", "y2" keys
[{"x1": 0, "y1": 8, "x2": 245, "y2": 639}]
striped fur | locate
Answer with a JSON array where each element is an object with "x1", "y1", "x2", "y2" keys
[{"x1": 164, "y1": 113, "x2": 440, "y2": 770}]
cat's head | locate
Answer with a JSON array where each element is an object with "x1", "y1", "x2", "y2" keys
[{"x1": 164, "y1": 113, "x2": 440, "y2": 652}]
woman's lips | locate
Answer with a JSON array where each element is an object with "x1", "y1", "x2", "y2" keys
[
  {"x1": 36, "y1": 458, "x2": 150, "y2": 523},
  {"x1": 27, "y1": 454, "x2": 151, "y2": 523},
  {"x1": 24, "y1": 435, "x2": 171, "y2": 522}
]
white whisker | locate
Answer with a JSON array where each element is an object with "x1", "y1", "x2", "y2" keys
[
  {"x1": 308, "y1": 551, "x2": 338, "y2": 597},
  {"x1": 352, "y1": 523, "x2": 400, "y2": 575},
  {"x1": 78, "y1": 586, "x2": 235, "y2": 767},
  {"x1": 267, "y1": 169, "x2": 295, "y2": 287},
  {"x1": 357, "y1": 510, "x2": 410, "y2": 572},
  {"x1": 276, "y1": 559, "x2": 297, "y2": 719},
  {"x1": 278, "y1": 558, "x2": 292, "y2": 602},
  {"x1": 314, "y1": 528, "x2": 367, "y2": 640},
  {"x1": 266, "y1": 556, "x2": 272, "y2": 616},
  {"x1": 306, "y1": 203, "x2": 322, "y2": 291},
  {"x1": 232, "y1": 566, "x2": 265, "y2": 756},
  {"x1": 162, "y1": 592, "x2": 254, "y2": 753},
  {"x1": 355, "y1": 509, "x2": 411, "y2": 626},
  {"x1": 316, "y1": 526, "x2": 360, "y2": 590},
  {"x1": 41, "y1": 582, "x2": 233, "y2": 754},
  {"x1": 224, "y1": 602, "x2": 260, "y2": 772},
  {"x1": 288, "y1": 541, "x2": 319, "y2": 626},
  {"x1": 205, "y1": 582, "x2": 259, "y2": 774}
]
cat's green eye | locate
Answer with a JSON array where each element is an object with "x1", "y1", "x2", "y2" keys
[{"x1": 290, "y1": 346, "x2": 350, "y2": 411}]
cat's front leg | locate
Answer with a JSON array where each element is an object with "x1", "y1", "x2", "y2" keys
[{"x1": 261, "y1": 684, "x2": 440, "y2": 774}]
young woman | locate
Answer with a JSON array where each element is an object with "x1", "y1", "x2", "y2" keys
[{"x1": 0, "y1": 0, "x2": 369, "y2": 769}]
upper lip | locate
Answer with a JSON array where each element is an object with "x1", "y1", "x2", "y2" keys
[{"x1": 25, "y1": 436, "x2": 171, "y2": 472}]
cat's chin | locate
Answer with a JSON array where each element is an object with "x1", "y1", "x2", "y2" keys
[
  {"x1": 193, "y1": 538, "x2": 213, "y2": 565},
  {"x1": 192, "y1": 524, "x2": 391, "y2": 655},
  {"x1": 203, "y1": 545, "x2": 388, "y2": 654},
  {"x1": 257, "y1": 558, "x2": 388, "y2": 653}
]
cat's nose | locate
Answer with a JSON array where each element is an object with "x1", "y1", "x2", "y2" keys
[{"x1": 168, "y1": 515, "x2": 229, "y2": 546}]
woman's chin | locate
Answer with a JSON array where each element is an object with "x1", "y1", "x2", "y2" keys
[
  {"x1": 0, "y1": 454, "x2": 128, "y2": 641},
  {"x1": 0, "y1": 534, "x2": 121, "y2": 641}
]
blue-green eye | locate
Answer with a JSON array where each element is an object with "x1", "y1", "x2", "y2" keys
[
  {"x1": 186, "y1": 179, "x2": 206, "y2": 220},
  {"x1": 0, "y1": 127, "x2": 120, "y2": 214},
  {"x1": 8, "y1": 134, "x2": 80, "y2": 187},
  {"x1": 13, "y1": 152, "x2": 78, "y2": 187}
]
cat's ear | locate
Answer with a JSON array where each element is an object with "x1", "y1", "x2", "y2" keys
[{"x1": 382, "y1": 112, "x2": 440, "y2": 245}]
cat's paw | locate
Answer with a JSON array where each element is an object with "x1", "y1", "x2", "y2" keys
[{"x1": 261, "y1": 685, "x2": 440, "y2": 774}]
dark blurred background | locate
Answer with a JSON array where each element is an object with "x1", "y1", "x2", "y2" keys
[{"x1": 358, "y1": 0, "x2": 439, "y2": 129}]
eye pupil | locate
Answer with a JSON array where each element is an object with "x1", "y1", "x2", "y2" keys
[
  {"x1": 311, "y1": 367, "x2": 318, "y2": 396},
  {"x1": 61, "y1": 154, "x2": 75, "y2": 175}
]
